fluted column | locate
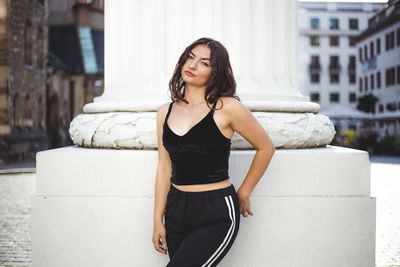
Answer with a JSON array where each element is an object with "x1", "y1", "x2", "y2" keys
[{"x1": 70, "y1": 0, "x2": 335, "y2": 148}]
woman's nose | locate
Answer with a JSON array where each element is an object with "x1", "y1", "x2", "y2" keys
[{"x1": 188, "y1": 61, "x2": 197, "y2": 70}]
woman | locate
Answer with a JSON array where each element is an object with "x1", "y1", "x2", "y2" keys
[{"x1": 152, "y1": 37, "x2": 275, "y2": 266}]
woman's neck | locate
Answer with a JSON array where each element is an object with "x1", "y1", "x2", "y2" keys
[{"x1": 183, "y1": 84, "x2": 208, "y2": 105}]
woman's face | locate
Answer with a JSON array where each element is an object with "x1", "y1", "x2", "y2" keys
[{"x1": 181, "y1": 44, "x2": 212, "y2": 87}]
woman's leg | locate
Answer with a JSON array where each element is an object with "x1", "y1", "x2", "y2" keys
[{"x1": 166, "y1": 185, "x2": 241, "y2": 267}]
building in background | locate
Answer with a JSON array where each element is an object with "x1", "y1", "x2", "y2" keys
[
  {"x1": 298, "y1": 1, "x2": 384, "y2": 140},
  {"x1": 0, "y1": 0, "x2": 104, "y2": 165},
  {"x1": 0, "y1": 0, "x2": 48, "y2": 164},
  {"x1": 356, "y1": 0, "x2": 400, "y2": 139},
  {"x1": 47, "y1": 0, "x2": 104, "y2": 148}
]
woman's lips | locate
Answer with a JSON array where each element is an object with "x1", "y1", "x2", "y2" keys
[{"x1": 184, "y1": 71, "x2": 195, "y2": 77}]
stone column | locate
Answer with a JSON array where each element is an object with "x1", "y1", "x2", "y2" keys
[{"x1": 69, "y1": 0, "x2": 335, "y2": 149}]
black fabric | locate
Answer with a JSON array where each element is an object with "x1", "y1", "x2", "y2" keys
[
  {"x1": 162, "y1": 101, "x2": 231, "y2": 185},
  {"x1": 165, "y1": 184, "x2": 240, "y2": 266}
]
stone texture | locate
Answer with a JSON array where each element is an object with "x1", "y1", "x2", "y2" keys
[{"x1": 69, "y1": 111, "x2": 335, "y2": 149}]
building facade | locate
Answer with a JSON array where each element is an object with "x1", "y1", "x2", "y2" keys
[
  {"x1": 298, "y1": 1, "x2": 384, "y2": 137},
  {"x1": 0, "y1": 0, "x2": 48, "y2": 164},
  {"x1": 356, "y1": 0, "x2": 400, "y2": 138},
  {"x1": 47, "y1": 0, "x2": 104, "y2": 148}
]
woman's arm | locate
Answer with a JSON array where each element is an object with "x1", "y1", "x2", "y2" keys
[
  {"x1": 225, "y1": 98, "x2": 276, "y2": 215},
  {"x1": 152, "y1": 103, "x2": 172, "y2": 254},
  {"x1": 154, "y1": 103, "x2": 173, "y2": 225}
]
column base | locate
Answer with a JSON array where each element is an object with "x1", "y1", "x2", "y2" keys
[
  {"x1": 31, "y1": 145, "x2": 375, "y2": 267},
  {"x1": 69, "y1": 111, "x2": 335, "y2": 149}
]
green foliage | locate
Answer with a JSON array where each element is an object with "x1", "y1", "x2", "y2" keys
[
  {"x1": 357, "y1": 94, "x2": 379, "y2": 113},
  {"x1": 343, "y1": 129, "x2": 357, "y2": 142},
  {"x1": 375, "y1": 134, "x2": 400, "y2": 155}
]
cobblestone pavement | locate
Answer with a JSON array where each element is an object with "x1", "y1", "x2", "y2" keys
[
  {"x1": 372, "y1": 162, "x2": 400, "y2": 267},
  {"x1": 0, "y1": 173, "x2": 34, "y2": 267},
  {"x1": 0, "y1": 158, "x2": 399, "y2": 267}
]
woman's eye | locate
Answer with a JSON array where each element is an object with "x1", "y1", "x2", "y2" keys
[{"x1": 202, "y1": 62, "x2": 209, "y2": 66}]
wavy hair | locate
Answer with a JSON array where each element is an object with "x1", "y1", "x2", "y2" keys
[{"x1": 168, "y1": 37, "x2": 240, "y2": 109}]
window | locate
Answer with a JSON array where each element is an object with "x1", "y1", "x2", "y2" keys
[
  {"x1": 330, "y1": 73, "x2": 339, "y2": 84},
  {"x1": 359, "y1": 47, "x2": 363, "y2": 62},
  {"x1": 397, "y1": 65, "x2": 400, "y2": 84},
  {"x1": 364, "y1": 76, "x2": 368, "y2": 91},
  {"x1": 330, "y1": 55, "x2": 339, "y2": 65},
  {"x1": 349, "y1": 18, "x2": 358, "y2": 30},
  {"x1": 364, "y1": 45, "x2": 368, "y2": 60},
  {"x1": 310, "y1": 73, "x2": 320, "y2": 83},
  {"x1": 386, "y1": 102, "x2": 398, "y2": 112},
  {"x1": 310, "y1": 36, "x2": 320, "y2": 46},
  {"x1": 377, "y1": 72, "x2": 381, "y2": 88},
  {"x1": 349, "y1": 36, "x2": 356, "y2": 47},
  {"x1": 349, "y1": 73, "x2": 356, "y2": 84},
  {"x1": 379, "y1": 104, "x2": 384, "y2": 113},
  {"x1": 397, "y1": 28, "x2": 400, "y2": 47},
  {"x1": 349, "y1": 93, "x2": 356, "y2": 103},
  {"x1": 330, "y1": 93, "x2": 340, "y2": 103},
  {"x1": 385, "y1": 67, "x2": 395, "y2": 86},
  {"x1": 370, "y1": 41, "x2": 374, "y2": 58},
  {"x1": 348, "y1": 55, "x2": 356, "y2": 84},
  {"x1": 370, "y1": 74, "x2": 375, "y2": 90},
  {"x1": 330, "y1": 18, "x2": 339, "y2": 30},
  {"x1": 310, "y1": 93, "x2": 320, "y2": 102},
  {"x1": 391, "y1": 31, "x2": 395, "y2": 48},
  {"x1": 386, "y1": 31, "x2": 395, "y2": 51},
  {"x1": 359, "y1": 77, "x2": 363, "y2": 92},
  {"x1": 376, "y1": 38, "x2": 381, "y2": 55},
  {"x1": 310, "y1": 55, "x2": 320, "y2": 67},
  {"x1": 386, "y1": 33, "x2": 389, "y2": 50},
  {"x1": 349, "y1": 55, "x2": 356, "y2": 69},
  {"x1": 330, "y1": 36, "x2": 339, "y2": 46},
  {"x1": 309, "y1": 55, "x2": 321, "y2": 82},
  {"x1": 329, "y1": 55, "x2": 340, "y2": 70},
  {"x1": 310, "y1": 18, "x2": 319, "y2": 29}
]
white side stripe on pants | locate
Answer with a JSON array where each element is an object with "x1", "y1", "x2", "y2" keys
[{"x1": 201, "y1": 195, "x2": 236, "y2": 267}]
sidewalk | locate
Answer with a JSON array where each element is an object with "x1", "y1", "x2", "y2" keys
[{"x1": 0, "y1": 160, "x2": 36, "y2": 174}]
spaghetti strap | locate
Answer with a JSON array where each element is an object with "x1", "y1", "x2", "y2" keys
[{"x1": 165, "y1": 101, "x2": 174, "y2": 123}]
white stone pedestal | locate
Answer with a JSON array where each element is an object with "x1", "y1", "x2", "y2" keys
[{"x1": 31, "y1": 146, "x2": 375, "y2": 267}]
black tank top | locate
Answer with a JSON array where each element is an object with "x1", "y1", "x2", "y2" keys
[{"x1": 162, "y1": 100, "x2": 231, "y2": 185}]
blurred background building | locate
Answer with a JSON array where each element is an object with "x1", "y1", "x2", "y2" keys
[
  {"x1": 0, "y1": 0, "x2": 48, "y2": 164},
  {"x1": 0, "y1": 0, "x2": 104, "y2": 165},
  {"x1": 356, "y1": 0, "x2": 400, "y2": 139},
  {"x1": 47, "y1": 0, "x2": 104, "y2": 149},
  {"x1": 298, "y1": 1, "x2": 384, "y2": 141}
]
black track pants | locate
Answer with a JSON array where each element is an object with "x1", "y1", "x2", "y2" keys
[{"x1": 165, "y1": 183, "x2": 241, "y2": 267}]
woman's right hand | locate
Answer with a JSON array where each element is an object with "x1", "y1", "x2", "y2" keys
[{"x1": 152, "y1": 221, "x2": 168, "y2": 255}]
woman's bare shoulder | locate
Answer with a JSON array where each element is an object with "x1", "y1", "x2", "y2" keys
[
  {"x1": 217, "y1": 96, "x2": 242, "y2": 111},
  {"x1": 157, "y1": 101, "x2": 172, "y2": 120},
  {"x1": 157, "y1": 101, "x2": 172, "y2": 112}
]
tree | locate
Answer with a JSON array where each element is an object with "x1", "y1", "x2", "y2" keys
[{"x1": 357, "y1": 93, "x2": 379, "y2": 113}]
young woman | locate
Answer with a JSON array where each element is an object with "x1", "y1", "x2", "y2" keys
[{"x1": 152, "y1": 37, "x2": 275, "y2": 266}]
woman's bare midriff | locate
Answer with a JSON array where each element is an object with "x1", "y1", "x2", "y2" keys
[{"x1": 172, "y1": 178, "x2": 232, "y2": 192}]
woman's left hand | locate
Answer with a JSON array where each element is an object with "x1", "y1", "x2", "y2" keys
[{"x1": 237, "y1": 188, "x2": 253, "y2": 217}]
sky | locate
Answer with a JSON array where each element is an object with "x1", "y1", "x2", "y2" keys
[{"x1": 298, "y1": 0, "x2": 387, "y2": 2}]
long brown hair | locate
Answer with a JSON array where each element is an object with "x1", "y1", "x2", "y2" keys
[{"x1": 168, "y1": 37, "x2": 240, "y2": 109}]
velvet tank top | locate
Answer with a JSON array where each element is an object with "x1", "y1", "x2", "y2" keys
[{"x1": 162, "y1": 100, "x2": 231, "y2": 185}]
